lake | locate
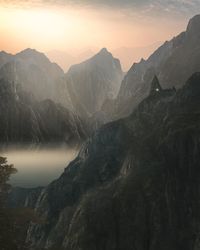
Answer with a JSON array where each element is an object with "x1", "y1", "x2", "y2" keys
[{"x1": 0, "y1": 144, "x2": 79, "y2": 188}]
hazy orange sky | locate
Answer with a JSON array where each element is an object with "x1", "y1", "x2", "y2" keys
[{"x1": 0, "y1": 0, "x2": 199, "y2": 70}]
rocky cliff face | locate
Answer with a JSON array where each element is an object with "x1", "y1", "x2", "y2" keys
[
  {"x1": 0, "y1": 48, "x2": 124, "y2": 142},
  {"x1": 9, "y1": 187, "x2": 43, "y2": 209},
  {"x1": 0, "y1": 48, "x2": 123, "y2": 127},
  {"x1": 0, "y1": 49, "x2": 72, "y2": 109},
  {"x1": 114, "y1": 14, "x2": 200, "y2": 118},
  {"x1": 0, "y1": 51, "x2": 14, "y2": 69},
  {"x1": 26, "y1": 72, "x2": 200, "y2": 250},
  {"x1": 66, "y1": 48, "x2": 123, "y2": 118},
  {"x1": 0, "y1": 78, "x2": 87, "y2": 144}
]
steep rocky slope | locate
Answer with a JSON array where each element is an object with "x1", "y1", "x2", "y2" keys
[
  {"x1": 0, "y1": 48, "x2": 124, "y2": 141},
  {"x1": 0, "y1": 78, "x2": 87, "y2": 144},
  {"x1": 0, "y1": 49, "x2": 72, "y2": 108},
  {"x1": 113, "y1": 14, "x2": 200, "y2": 118},
  {"x1": 66, "y1": 48, "x2": 123, "y2": 118},
  {"x1": 0, "y1": 48, "x2": 123, "y2": 125},
  {"x1": 26, "y1": 72, "x2": 200, "y2": 250},
  {"x1": 0, "y1": 51, "x2": 14, "y2": 68}
]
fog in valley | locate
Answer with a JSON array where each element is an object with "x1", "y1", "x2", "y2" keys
[{"x1": 0, "y1": 145, "x2": 78, "y2": 187}]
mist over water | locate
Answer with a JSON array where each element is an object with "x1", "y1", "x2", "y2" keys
[{"x1": 0, "y1": 144, "x2": 79, "y2": 188}]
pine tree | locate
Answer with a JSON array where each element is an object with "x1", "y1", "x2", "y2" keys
[
  {"x1": 0, "y1": 156, "x2": 18, "y2": 250},
  {"x1": 0, "y1": 156, "x2": 45, "y2": 250}
]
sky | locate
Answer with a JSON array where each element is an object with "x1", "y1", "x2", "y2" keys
[{"x1": 0, "y1": 0, "x2": 200, "y2": 70}]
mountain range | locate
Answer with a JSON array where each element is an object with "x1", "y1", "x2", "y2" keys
[
  {"x1": 21, "y1": 71, "x2": 200, "y2": 250},
  {"x1": 0, "y1": 48, "x2": 123, "y2": 142},
  {"x1": 0, "y1": 49, "x2": 62, "y2": 100},
  {"x1": 109, "y1": 14, "x2": 200, "y2": 119},
  {"x1": 6, "y1": 14, "x2": 200, "y2": 250},
  {"x1": 1, "y1": 15, "x2": 200, "y2": 141},
  {"x1": 46, "y1": 42, "x2": 162, "y2": 72}
]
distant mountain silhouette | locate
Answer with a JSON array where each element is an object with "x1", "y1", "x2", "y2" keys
[
  {"x1": 112, "y1": 42, "x2": 162, "y2": 71},
  {"x1": 46, "y1": 43, "x2": 162, "y2": 73},
  {"x1": 0, "y1": 48, "x2": 123, "y2": 125},
  {"x1": 66, "y1": 48, "x2": 123, "y2": 118},
  {"x1": 46, "y1": 49, "x2": 96, "y2": 72},
  {"x1": 0, "y1": 48, "x2": 72, "y2": 108},
  {"x1": 0, "y1": 47, "x2": 124, "y2": 141}
]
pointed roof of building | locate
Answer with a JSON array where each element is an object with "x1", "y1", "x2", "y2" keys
[{"x1": 150, "y1": 75, "x2": 162, "y2": 94}]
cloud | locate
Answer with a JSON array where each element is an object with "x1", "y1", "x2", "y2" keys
[{"x1": 1, "y1": 0, "x2": 200, "y2": 19}]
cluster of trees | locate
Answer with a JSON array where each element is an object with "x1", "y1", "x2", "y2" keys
[
  {"x1": 0, "y1": 156, "x2": 18, "y2": 249},
  {"x1": 0, "y1": 156, "x2": 41, "y2": 250},
  {"x1": 0, "y1": 156, "x2": 65, "y2": 250}
]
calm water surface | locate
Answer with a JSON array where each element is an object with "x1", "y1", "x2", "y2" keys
[{"x1": 0, "y1": 144, "x2": 79, "y2": 188}]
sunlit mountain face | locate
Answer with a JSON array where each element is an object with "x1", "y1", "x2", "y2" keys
[{"x1": 0, "y1": 0, "x2": 198, "y2": 71}]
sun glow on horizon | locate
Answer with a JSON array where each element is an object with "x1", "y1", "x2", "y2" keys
[
  {"x1": 0, "y1": 6, "x2": 88, "y2": 51},
  {"x1": 0, "y1": 2, "x2": 188, "y2": 71},
  {"x1": 0, "y1": 3, "x2": 187, "y2": 53}
]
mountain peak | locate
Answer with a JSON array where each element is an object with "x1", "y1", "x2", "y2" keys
[
  {"x1": 16, "y1": 48, "x2": 54, "y2": 66},
  {"x1": 99, "y1": 48, "x2": 109, "y2": 54},
  {"x1": 0, "y1": 50, "x2": 12, "y2": 56},
  {"x1": 16, "y1": 48, "x2": 50, "y2": 62},
  {"x1": 17, "y1": 48, "x2": 38, "y2": 55},
  {"x1": 96, "y1": 48, "x2": 113, "y2": 58},
  {"x1": 186, "y1": 15, "x2": 200, "y2": 37}
]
